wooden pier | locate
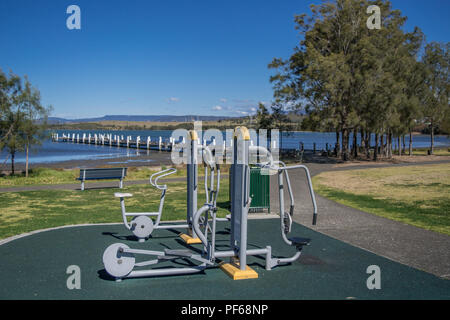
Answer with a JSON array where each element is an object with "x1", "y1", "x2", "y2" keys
[
  {"x1": 51, "y1": 132, "x2": 176, "y2": 151},
  {"x1": 51, "y1": 132, "x2": 231, "y2": 153},
  {"x1": 51, "y1": 132, "x2": 304, "y2": 159}
]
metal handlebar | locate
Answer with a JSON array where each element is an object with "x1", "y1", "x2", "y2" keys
[
  {"x1": 245, "y1": 144, "x2": 318, "y2": 226},
  {"x1": 272, "y1": 162, "x2": 318, "y2": 226},
  {"x1": 149, "y1": 168, "x2": 177, "y2": 190},
  {"x1": 198, "y1": 145, "x2": 215, "y2": 168}
]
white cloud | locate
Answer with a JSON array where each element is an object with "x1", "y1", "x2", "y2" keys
[
  {"x1": 212, "y1": 105, "x2": 223, "y2": 111},
  {"x1": 168, "y1": 97, "x2": 180, "y2": 102},
  {"x1": 232, "y1": 105, "x2": 258, "y2": 116},
  {"x1": 220, "y1": 98, "x2": 227, "y2": 103},
  {"x1": 233, "y1": 99, "x2": 255, "y2": 104}
]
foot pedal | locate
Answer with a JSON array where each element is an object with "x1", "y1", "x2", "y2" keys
[
  {"x1": 179, "y1": 233, "x2": 202, "y2": 244},
  {"x1": 288, "y1": 237, "x2": 311, "y2": 247}
]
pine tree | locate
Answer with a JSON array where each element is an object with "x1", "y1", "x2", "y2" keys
[
  {"x1": 269, "y1": 0, "x2": 425, "y2": 161},
  {"x1": 422, "y1": 42, "x2": 449, "y2": 154}
]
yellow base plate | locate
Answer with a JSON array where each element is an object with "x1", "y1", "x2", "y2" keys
[
  {"x1": 219, "y1": 262, "x2": 259, "y2": 280},
  {"x1": 179, "y1": 233, "x2": 202, "y2": 244}
]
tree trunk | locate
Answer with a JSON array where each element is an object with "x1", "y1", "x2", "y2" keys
[
  {"x1": 384, "y1": 132, "x2": 388, "y2": 157},
  {"x1": 402, "y1": 135, "x2": 406, "y2": 155},
  {"x1": 346, "y1": 130, "x2": 350, "y2": 159},
  {"x1": 11, "y1": 152, "x2": 15, "y2": 175},
  {"x1": 360, "y1": 128, "x2": 365, "y2": 150},
  {"x1": 365, "y1": 131, "x2": 370, "y2": 158},
  {"x1": 335, "y1": 129, "x2": 341, "y2": 157},
  {"x1": 430, "y1": 123, "x2": 434, "y2": 155},
  {"x1": 398, "y1": 136, "x2": 401, "y2": 156},
  {"x1": 374, "y1": 133, "x2": 379, "y2": 161},
  {"x1": 353, "y1": 128, "x2": 358, "y2": 158},
  {"x1": 388, "y1": 131, "x2": 393, "y2": 158},
  {"x1": 380, "y1": 134, "x2": 384, "y2": 159},
  {"x1": 26, "y1": 143, "x2": 29, "y2": 178},
  {"x1": 280, "y1": 131, "x2": 283, "y2": 155},
  {"x1": 384, "y1": 134, "x2": 387, "y2": 157},
  {"x1": 342, "y1": 128, "x2": 349, "y2": 161},
  {"x1": 409, "y1": 131, "x2": 413, "y2": 156}
]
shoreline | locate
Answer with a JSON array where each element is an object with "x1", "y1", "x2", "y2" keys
[
  {"x1": 0, "y1": 141, "x2": 448, "y2": 173},
  {"x1": 2, "y1": 149, "x2": 449, "y2": 173},
  {"x1": 0, "y1": 151, "x2": 173, "y2": 172}
]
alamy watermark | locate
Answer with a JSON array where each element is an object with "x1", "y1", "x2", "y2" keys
[
  {"x1": 65, "y1": 4, "x2": 380, "y2": 31},
  {"x1": 169, "y1": 121, "x2": 280, "y2": 169},
  {"x1": 366, "y1": 265, "x2": 381, "y2": 290},
  {"x1": 366, "y1": 5, "x2": 381, "y2": 30},
  {"x1": 66, "y1": 265, "x2": 81, "y2": 289},
  {"x1": 66, "y1": 5, "x2": 81, "y2": 30}
]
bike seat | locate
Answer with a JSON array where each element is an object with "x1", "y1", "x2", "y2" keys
[{"x1": 114, "y1": 193, "x2": 133, "y2": 198}]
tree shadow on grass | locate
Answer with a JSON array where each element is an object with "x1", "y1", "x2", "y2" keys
[{"x1": 384, "y1": 182, "x2": 449, "y2": 189}]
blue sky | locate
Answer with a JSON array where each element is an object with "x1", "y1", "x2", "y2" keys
[{"x1": 0, "y1": 0, "x2": 448, "y2": 119}]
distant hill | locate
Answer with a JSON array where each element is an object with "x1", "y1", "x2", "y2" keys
[{"x1": 47, "y1": 115, "x2": 233, "y2": 124}]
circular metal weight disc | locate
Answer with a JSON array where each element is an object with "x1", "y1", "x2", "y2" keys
[
  {"x1": 131, "y1": 216, "x2": 154, "y2": 239},
  {"x1": 103, "y1": 243, "x2": 135, "y2": 278}
]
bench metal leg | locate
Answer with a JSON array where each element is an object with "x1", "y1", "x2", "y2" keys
[
  {"x1": 119, "y1": 179, "x2": 123, "y2": 189},
  {"x1": 81, "y1": 181, "x2": 85, "y2": 191}
]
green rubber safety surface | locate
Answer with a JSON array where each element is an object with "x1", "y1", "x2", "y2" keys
[{"x1": 0, "y1": 219, "x2": 449, "y2": 300}]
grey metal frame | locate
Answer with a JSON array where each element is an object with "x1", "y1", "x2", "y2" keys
[
  {"x1": 114, "y1": 133, "x2": 220, "y2": 242},
  {"x1": 102, "y1": 126, "x2": 318, "y2": 281},
  {"x1": 186, "y1": 136, "x2": 198, "y2": 237}
]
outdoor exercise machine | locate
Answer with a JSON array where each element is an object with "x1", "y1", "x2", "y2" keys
[
  {"x1": 113, "y1": 130, "x2": 221, "y2": 242},
  {"x1": 102, "y1": 126, "x2": 318, "y2": 281}
]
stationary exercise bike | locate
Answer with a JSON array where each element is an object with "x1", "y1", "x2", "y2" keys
[
  {"x1": 114, "y1": 168, "x2": 183, "y2": 242},
  {"x1": 114, "y1": 134, "x2": 221, "y2": 242}
]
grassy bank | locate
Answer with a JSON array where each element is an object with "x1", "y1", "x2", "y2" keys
[
  {"x1": 313, "y1": 163, "x2": 450, "y2": 235},
  {"x1": 0, "y1": 179, "x2": 230, "y2": 240},
  {"x1": 412, "y1": 147, "x2": 450, "y2": 156}
]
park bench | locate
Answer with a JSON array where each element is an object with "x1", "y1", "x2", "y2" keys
[{"x1": 77, "y1": 167, "x2": 128, "y2": 191}]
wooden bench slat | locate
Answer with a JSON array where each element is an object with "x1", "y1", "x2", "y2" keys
[{"x1": 78, "y1": 168, "x2": 127, "y2": 179}]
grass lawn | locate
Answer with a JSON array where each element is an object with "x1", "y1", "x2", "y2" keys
[
  {"x1": 0, "y1": 179, "x2": 230, "y2": 240},
  {"x1": 412, "y1": 147, "x2": 450, "y2": 156},
  {"x1": 313, "y1": 163, "x2": 450, "y2": 235}
]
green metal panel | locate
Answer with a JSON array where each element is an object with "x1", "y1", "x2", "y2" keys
[
  {"x1": 249, "y1": 167, "x2": 270, "y2": 212},
  {"x1": 229, "y1": 166, "x2": 270, "y2": 212}
]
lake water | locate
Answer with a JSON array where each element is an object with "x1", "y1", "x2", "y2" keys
[{"x1": 1, "y1": 129, "x2": 449, "y2": 165}]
